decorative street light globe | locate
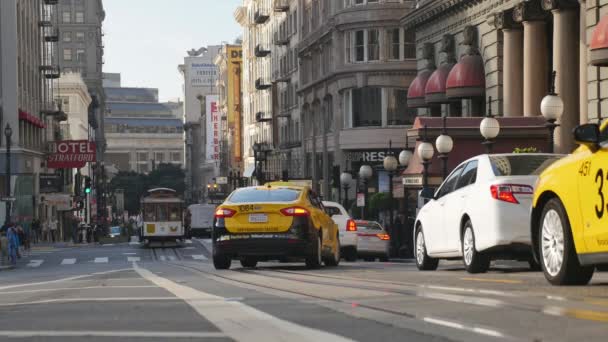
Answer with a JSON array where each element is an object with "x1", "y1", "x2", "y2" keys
[
  {"x1": 383, "y1": 154, "x2": 398, "y2": 172},
  {"x1": 359, "y1": 164, "x2": 373, "y2": 180},
  {"x1": 540, "y1": 94, "x2": 564, "y2": 121},
  {"x1": 340, "y1": 171, "x2": 353, "y2": 185},
  {"x1": 417, "y1": 141, "x2": 435, "y2": 162},
  {"x1": 480, "y1": 116, "x2": 500, "y2": 140},
  {"x1": 399, "y1": 149, "x2": 412, "y2": 167},
  {"x1": 435, "y1": 134, "x2": 453, "y2": 154}
]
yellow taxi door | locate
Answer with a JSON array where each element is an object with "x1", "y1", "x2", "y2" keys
[
  {"x1": 577, "y1": 142, "x2": 608, "y2": 254},
  {"x1": 307, "y1": 191, "x2": 329, "y2": 244}
]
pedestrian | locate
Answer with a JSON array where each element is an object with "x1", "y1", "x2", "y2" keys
[
  {"x1": 16, "y1": 225, "x2": 25, "y2": 257},
  {"x1": 42, "y1": 219, "x2": 49, "y2": 242},
  {"x1": 7, "y1": 224, "x2": 19, "y2": 267},
  {"x1": 49, "y1": 218, "x2": 58, "y2": 243},
  {"x1": 0, "y1": 230, "x2": 8, "y2": 266},
  {"x1": 31, "y1": 219, "x2": 40, "y2": 244}
]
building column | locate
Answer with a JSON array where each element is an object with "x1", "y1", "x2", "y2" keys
[
  {"x1": 503, "y1": 28, "x2": 524, "y2": 116},
  {"x1": 579, "y1": 0, "x2": 588, "y2": 125},
  {"x1": 552, "y1": 7, "x2": 580, "y2": 153},
  {"x1": 522, "y1": 20, "x2": 548, "y2": 117}
]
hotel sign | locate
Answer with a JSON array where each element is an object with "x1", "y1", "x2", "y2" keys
[{"x1": 47, "y1": 140, "x2": 97, "y2": 169}]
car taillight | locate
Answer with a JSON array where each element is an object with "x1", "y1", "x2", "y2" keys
[
  {"x1": 214, "y1": 208, "x2": 236, "y2": 218},
  {"x1": 377, "y1": 234, "x2": 390, "y2": 241},
  {"x1": 346, "y1": 219, "x2": 357, "y2": 232},
  {"x1": 490, "y1": 184, "x2": 533, "y2": 204},
  {"x1": 280, "y1": 207, "x2": 310, "y2": 217}
]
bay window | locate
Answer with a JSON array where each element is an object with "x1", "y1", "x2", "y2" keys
[
  {"x1": 347, "y1": 29, "x2": 379, "y2": 63},
  {"x1": 353, "y1": 87, "x2": 382, "y2": 127},
  {"x1": 387, "y1": 28, "x2": 400, "y2": 60},
  {"x1": 343, "y1": 87, "x2": 414, "y2": 128}
]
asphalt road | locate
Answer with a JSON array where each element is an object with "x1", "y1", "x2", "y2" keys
[{"x1": 1, "y1": 239, "x2": 607, "y2": 341}]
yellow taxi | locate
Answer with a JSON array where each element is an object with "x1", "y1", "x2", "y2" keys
[
  {"x1": 211, "y1": 182, "x2": 340, "y2": 270},
  {"x1": 532, "y1": 122, "x2": 608, "y2": 285}
]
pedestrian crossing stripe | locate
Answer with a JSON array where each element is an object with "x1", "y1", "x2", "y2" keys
[
  {"x1": 127, "y1": 257, "x2": 140, "y2": 262},
  {"x1": 61, "y1": 259, "x2": 76, "y2": 265},
  {"x1": 94, "y1": 257, "x2": 108, "y2": 263},
  {"x1": 27, "y1": 260, "x2": 44, "y2": 268},
  {"x1": 159, "y1": 256, "x2": 166, "y2": 261},
  {"x1": 192, "y1": 255, "x2": 207, "y2": 260}
]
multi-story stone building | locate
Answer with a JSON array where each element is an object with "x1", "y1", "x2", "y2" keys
[
  {"x1": 179, "y1": 45, "x2": 221, "y2": 203},
  {"x1": 298, "y1": 0, "x2": 418, "y2": 199},
  {"x1": 104, "y1": 77, "x2": 184, "y2": 174},
  {"x1": 0, "y1": 0, "x2": 61, "y2": 225}
]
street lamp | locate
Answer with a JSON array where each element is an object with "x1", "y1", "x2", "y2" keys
[
  {"x1": 480, "y1": 96, "x2": 500, "y2": 154},
  {"x1": 417, "y1": 125, "x2": 434, "y2": 192},
  {"x1": 435, "y1": 116, "x2": 453, "y2": 180},
  {"x1": 4, "y1": 123, "x2": 12, "y2": 225},
  {"x1": 359, "y1": 164, "x2": 373, "y2": 220},
  {"x1": 340, "y1": 170, "x2": 353, "y2": 209},
  {"x1": 383, "y1": 141, "x2": 398, "y2": 235},
  {"x1": 540, "y1": 71, "x2": 564, "y2": 154}
]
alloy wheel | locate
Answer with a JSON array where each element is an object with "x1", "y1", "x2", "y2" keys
[{"x1": 541, "y1": 209, "x2": 565, "y2": 277}]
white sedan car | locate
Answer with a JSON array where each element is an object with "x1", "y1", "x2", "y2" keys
[
  {"x1": 323, "y1": 201, "x2": 358, "y2": 261},
  {"x1": 414, "y1": 153, "x2": 562, "y2": 273}
]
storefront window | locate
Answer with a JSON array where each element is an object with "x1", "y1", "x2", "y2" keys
[{"x1": 353, "y1": 87, "x2": 382, "y2": 127}]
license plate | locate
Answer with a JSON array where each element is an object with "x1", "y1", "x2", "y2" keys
[{"x1": 248, "y1": 214, "x2": 268, "y2": 223}]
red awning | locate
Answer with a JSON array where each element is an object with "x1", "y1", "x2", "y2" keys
[
  {"x1": 590, "y1": 14, "x2": 608, "y2": 66},
  {"x1": 446, "y1": 54, "x2": 485, "y2": 98},
  {"x1": 407, "y1": 70, "x2": 432, "y2": 108},
  {"x1": 425, "y1": 63, "x2": 454, "y2": 104},
  {"x1": 19, "y1": 110, "x2": 46, "y2": 128}
]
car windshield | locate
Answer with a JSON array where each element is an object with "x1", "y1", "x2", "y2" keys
[
  {"x1": 490, "y1": 155, "x2": 562, "y2": 176},
  {"x1": 110, "y1": 227, "x2": 120, "y2": 234},
  {"x1": 228, "y1": 188, "x2": 301, "y2": 203}
]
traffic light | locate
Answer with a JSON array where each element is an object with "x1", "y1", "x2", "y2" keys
[{"x1": 84, "y1": 176, "x2": 92, "y2": 194}]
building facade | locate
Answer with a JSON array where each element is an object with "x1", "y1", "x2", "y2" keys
[
  {"x1": 104, "y1": 79, "x2": 184, "y2": 174},
  {"x1": 297, "y1": 0, "x2": 418, "y2": 200},
  {"x1": 179, "y1": 45, "x2": 221, "y2": 203},
  {"x1": 0, "y1": 0, "x2": 61, "y2": 225}
]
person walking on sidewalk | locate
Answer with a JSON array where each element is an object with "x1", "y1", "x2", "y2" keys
[
  {"x1": 42, "y1": 219, "x2": 49, "y2": 242},
  {"x1": 49, "y1": 218, "x2": 58, "y2": 243},
  {"x1": 7, "y1": 224, "x2": 19, "y2": 267},
  {"x1": 31, "y1": 219, "x2": 40, "y2": 244}
]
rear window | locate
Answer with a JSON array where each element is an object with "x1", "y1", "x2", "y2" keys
[
  {"x1": 490, "y1": 155, "x2": 561, "y2": 176},
  {"x1": 228, "y1": 188, "x2": 301, "y2": 203},
  {"x1": 356, "y1": 222, "x2": 382, "y2": 230},
  {"x1": 325, "y1": 206, "x2": 342, "y2": 216}
]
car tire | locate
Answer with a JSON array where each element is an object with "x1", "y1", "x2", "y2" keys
[
  {"x1": 305, "y1": 232, "x2": 322, "y2": 269},
  {"x1": 528, "y1": 257, "x2": 541, "y2": 271},
  {"x1": 323, "y1": 233, "x2": 340, "y2": 267},
  {"x1": 415, "y1": 227, "x2": 439, "y2": 271},
  {"x1": 343, "y1": 247, "x2": 357, "y2": 262},
  {"x1": 462, "y1": 221, "x2": 490, "y2": 274},
  {"x1": 539, "y1": 198, "x2": 595, "y2": 286},
  {"x1": 240, "y1": 258, "x2": 258, "y2": 268},
  {"x1": 213, "y1": 254, "x2": 231, "y2": 270}
]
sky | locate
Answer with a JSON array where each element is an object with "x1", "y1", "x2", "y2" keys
[{"x1": 103, "y1": 0, "x2": 243, "y2": 102}]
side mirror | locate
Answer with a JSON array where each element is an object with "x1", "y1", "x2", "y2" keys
[
  {"x1": 419, "y1": 188, "x2": 436, "y2": 201},
  {"x1": 574, "y1": 124, "x2": 600, "y2": 149}
]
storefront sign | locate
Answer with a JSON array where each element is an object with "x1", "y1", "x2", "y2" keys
[
  {"x1": 216, "y1": 177, "x2": 228, "y2": 185},
  {"x1": 344, "y1": 150, "x2": 400, "y2": 164},
  {"x1": 47, "y1": 140, "x2": 96, "y2": 169},
  {"x1": 41, "y1": 194, "x2": 72, "y2": 211},
  {"x1": 403, "y1": 175, "x2": 423, "y2": 186},
  {"x1": 206, "y1": 95, "x2": 220, "y2": 163},
  {"x1": 40, "y1": 173, "x2": 62, "y2": 193}
]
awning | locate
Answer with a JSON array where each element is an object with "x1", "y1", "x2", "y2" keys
[
  {"x1": 446, "y1": 54, "x2": 486, "y2": 98},
  {"x1": 590, "y1": 14, "x2": 608, "y2": 66},
  {"x1": 19, "y1": 110, "x2": 46, "y2": 128},
  {"x1": 243, "y1": 164, "x2": 256, "y2": 177},
  {"x1": 425, "y1": 63, "x2": 455, "y2": 104},
  {"x1": 407, "y1": 70, "x2": 433, "y2": 108}
]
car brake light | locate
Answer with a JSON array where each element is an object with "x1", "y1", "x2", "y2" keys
[
  {"x1": 280, "y1": 207, "x2": 310, "y2": 217},
  {"x1": 214, "y1": 208, "x2": 236, "y2": 218},
  {"x1": 346, "y1": 219, "x2": 357, "y2": 232},
  {"x1": 490, "y1": 184, "x2": 533, "y2": 204},
  {"x1": 377, "y1": 234, "x2": 390, "y2": 240}
]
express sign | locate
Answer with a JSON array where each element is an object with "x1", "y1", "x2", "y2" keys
[{"x1": 47, "y1": 140, "x2": 96, "y2": 169}]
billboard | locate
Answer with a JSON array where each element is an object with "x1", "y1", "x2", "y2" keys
[
  {"x1": 190, "y1": 62, "x2": 217, "y2": 88},
  {"x1": 227, "y1": 46, "x2": 243, "y2": 162},
  {"x1": 47, "y1": 140, "x2": 96, "y2": 169},
  {"x1": 206, "y1": 95, "x2": 220, "y2": 163}
]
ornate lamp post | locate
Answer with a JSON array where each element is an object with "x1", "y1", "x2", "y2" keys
[
  {"x1": 417, "y1": 125, "x2": 434, "y2": 192},
  {"x1": 4, "y1": 123, "x2": 12, "y2": 225},
  {"x1": 340, "y1": 170, "x2": 353, "y2": 209},
  {"x1": 383, "y1": 141, "x2": 399, "y2": 233},
  {"x1": 540, "y1": 71, "x2": 564, "y2": 154},
  {"x1": 435, "y1": 116, "x2": 454, "y2": 180},
  {"x1": 359, "y1": 164, "x2": 373, "y2": 220},
  {"x1": 480, "y1": 96, "x2": 500, "y2": 153}
]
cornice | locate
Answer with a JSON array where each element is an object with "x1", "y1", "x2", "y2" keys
[{"x1": 401, "y1": 0, "x2": 482, "y2": 30}]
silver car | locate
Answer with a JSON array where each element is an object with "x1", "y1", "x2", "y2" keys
[{"x1": 355, "y1": 220, "x2": 390, "y2": 262}]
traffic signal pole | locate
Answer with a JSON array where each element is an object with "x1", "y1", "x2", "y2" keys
[{"x1": 86, "y1": 192, "x2": 90, "y2": 225}]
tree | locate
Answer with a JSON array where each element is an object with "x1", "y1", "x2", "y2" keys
[
  {"x1": 108, "y1": 171, "x2": 147, "y2": 214},
  {"x1": 145, "y1": 163, "x2": 186, "y2": 195}
]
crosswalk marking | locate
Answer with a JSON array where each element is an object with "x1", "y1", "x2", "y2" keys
[
  {"x1": 94, "y1": 257, "x2": 108, "y2": 263},
  {"x1": 27, "y1": 260, "x2": 44, "y2": 268},
  {"x1": 61, "y1": 259, "x2": 76, "y2": 265},
  {"x1": 167, "y1": 255, "x2": 177, "y2": 261},
  {"x1": 191, "y1": 255, "x2": 207, "y2": 261},
  {"x1": 185, "y1": 239, "x2": 193, "y2": 244},
  {"x1": 127, "y1": 257, "x2": 140, "y2": 262},
  {"x1": 159, "y1": 255, "x2": 167, "y2": 261}
]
